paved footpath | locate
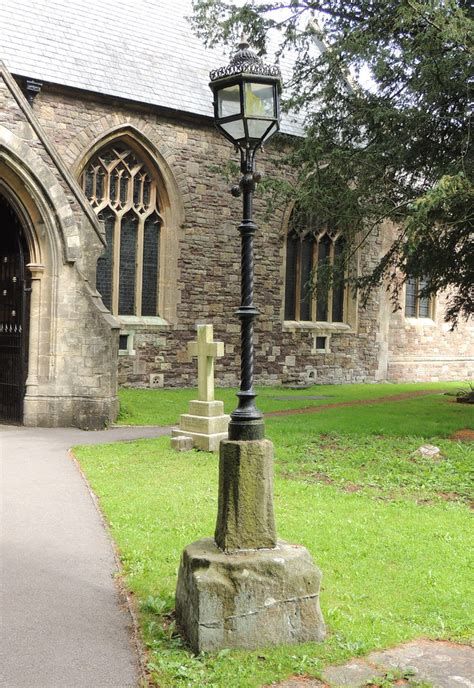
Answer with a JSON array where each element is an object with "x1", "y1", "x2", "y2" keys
[
  {"x1": 0, "y1": 424, "x2": 170, "y2": 688},
  {"x1": 271, "y1": 641, "x2": 474, "y2": 688}
]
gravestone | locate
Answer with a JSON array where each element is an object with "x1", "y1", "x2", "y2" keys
[{"x1": 171, "y1": 324, "x2": 229, "y2": 452}]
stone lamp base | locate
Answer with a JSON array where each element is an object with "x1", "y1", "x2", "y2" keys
[{"x1": 175, "y1": 538, "x2": 325, "y2": 653}]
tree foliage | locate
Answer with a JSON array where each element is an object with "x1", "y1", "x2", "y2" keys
[{"x1": 191, "y1": 0, "x2": 473, "y2": 324}]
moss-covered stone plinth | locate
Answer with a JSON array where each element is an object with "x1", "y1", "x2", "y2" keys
[
  {"x1": 175, "y1": 537, "x2": 326, "y2": 653},
  {"x1": 215, "y1": 438, "x2": 276, "y2": 551}
]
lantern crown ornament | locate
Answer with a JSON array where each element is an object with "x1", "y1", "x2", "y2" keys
[{"x1": 209, "y1": 36, "x2": 282, "y2": 151}]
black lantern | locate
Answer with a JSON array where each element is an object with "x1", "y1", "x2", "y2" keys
[
  {"x1": 210, "y1": 39, "x2": 281, "y2": 152},
  {"x1": 210, "y1": 40, "x2": 281, "y2": 441}
]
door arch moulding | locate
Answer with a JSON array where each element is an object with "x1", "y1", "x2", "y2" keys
[{"x1": 0, "y1": 162, "x2": 60, "y2": 398}]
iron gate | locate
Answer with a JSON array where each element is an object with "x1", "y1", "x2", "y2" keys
[{"x1": 0, "y1": 197, "x2": 30, "y2": 424}]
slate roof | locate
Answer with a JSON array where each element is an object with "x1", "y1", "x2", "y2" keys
[{"x1": 0, "y1": 0, "x2": 302, "y2": 135}]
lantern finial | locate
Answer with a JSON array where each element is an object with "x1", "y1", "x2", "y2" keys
[
  {"x1": 209, "y1": 37, "x2": 282, "y2": 150},
  {"x1": 229, "y1": 35, "x2": 261, "y2": 68},
  {"x1": 210, "y1": 40, "x2": 281, "y2": 82}
]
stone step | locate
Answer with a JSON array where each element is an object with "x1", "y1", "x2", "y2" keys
[
  {"x1": 170, "y1": 435, "x2": 194, "y2": 452},
  {"x1": 173, "y1": 429, "x2": 228, "y2": 452},
  {"x1": 179, "y1": 413, "x2": 230, "y2": 435},
  {"x1": 188, "y1": 400, "x2": 226, "y2": 417}
]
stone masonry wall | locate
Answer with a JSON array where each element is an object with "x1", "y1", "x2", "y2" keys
[
  {"x1": 1, "y1": 68, "x2": 119, "y2": 428},
  {"x1": 30, "y1": 83, "x2": 472, "y2": 391},
  {"x1": 386, "y1": 291, "x2": 474, "y2": 382}
]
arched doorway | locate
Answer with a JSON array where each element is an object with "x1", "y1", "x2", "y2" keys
[{"x1": 0, "y1": 194, "x2": 30, "y2": 423}]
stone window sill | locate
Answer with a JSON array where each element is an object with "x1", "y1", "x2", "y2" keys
[
  {"x1": 404, "y1": 317, "x2": 436, "y2": 327},
  {"x1": 283, "y1": 320, "x2": 353, "y2": 335},
  {"x1": 119, "y1": 315, "x2": 170, "y2": 329}
]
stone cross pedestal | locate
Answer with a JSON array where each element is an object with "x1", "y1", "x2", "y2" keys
[{"x1": 171, "y1": 325, "x2": 230, "y2": 452}]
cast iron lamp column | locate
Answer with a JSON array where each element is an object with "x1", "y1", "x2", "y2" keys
[
  {"x1": 174, "y1": 39, "x2": 326, "y2": 652},
  {"x1": 229, "y1": 147, "x2": 263, "y2": 440},
  {"x1": 209, "y1": 38, "x2": 281, "y2": 442}
]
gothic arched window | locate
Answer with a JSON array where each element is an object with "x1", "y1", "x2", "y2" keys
[
  {"x1": 81, "y1": 142, "x2": 163, "y2": 317},
  {"x1": 284, "y1": 212, "x2": 346, "y2": 323}
]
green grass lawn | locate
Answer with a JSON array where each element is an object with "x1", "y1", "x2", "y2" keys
[
  {"x1": 117, "y1": 381, "x2": 463, "y2": 426},
  {"x1": 75, "y1": 386, "x2": 473, "y2": 688}
]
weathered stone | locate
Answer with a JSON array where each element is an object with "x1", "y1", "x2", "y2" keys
[
  {"x1": 173, "y1": 397, "x2": 230, "y2": 453},
  {"x1": 170, "y1": 435, "x2": 194, "y2": 451},
  {"x1": 322, "y1": 660, "x2": 383, "y2": 687},
  {"x1": 175, "y1": 538, "x2": 326, "y2": 653},
  {"x1": 215, "y1": 438, "x2": 276, "y2": 551},
  {"x1": 264, "y1": 680, "x2": 325, "y2": 688},
  {"x1": 368, "y1": 639, "x2": 474, "y2": 688},
  {"x1": 417, "y1": 444, "x2": 441, "y2": 458},
  {"x1": 188, "y1": 400, "x2": 225, "y2": 417},
  {"x1": 171, "y1": 427, "x2": 228, "y2": 452},
  {"x1": 172, "y1": 324, "x2": 229, "y2": 452},
  {"x1": 0, "y1": 66, "x2": 119, "y2": 429},
  {"x1": 313, "y1": 640, "x2": 474, "y2": 688},
  {"x1": 179, "y1": 412, "x2": 230, "y2": 435},
  {"x1": 187, "y1": 324, "x2": 225, "y2": 402}
]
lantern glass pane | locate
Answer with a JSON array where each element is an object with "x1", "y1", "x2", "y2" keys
[
  {"x1": 263, "y1": 122, "x2": 278, "y2": 142},
  {"x1": 218, "y1": 84, "x2": 241, "y2": 118},
  {"x1": 247, "y1": 118, "x2": 272, "y2": 140},
  {"x1": 220, "y1": 118, "x2": 246, "y2": 141},
  {"x1": 245, "y1": 82, "x2": 275, "y2": 117}
]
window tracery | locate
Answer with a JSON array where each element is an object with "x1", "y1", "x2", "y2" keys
[
  {"x1": 81, "y1": 142, "x2": 162, "y2": 317},
  {"x1": 284, "y1": 212, "x2": 346, "y2": 323}
]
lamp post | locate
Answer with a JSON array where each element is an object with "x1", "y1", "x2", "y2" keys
[
  {"x1": 174, "y1": 39, "x2": 325, "y2": 653},
  {"x1": 209, "y1": 38, "x2": 281, "y2": 441}
]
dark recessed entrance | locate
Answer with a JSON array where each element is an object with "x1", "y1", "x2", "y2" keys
[{"x1": 0, "y1": 195, "x2": 30, "y2": 424}]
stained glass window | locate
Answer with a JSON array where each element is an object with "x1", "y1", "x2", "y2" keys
[
  {"x1": 284, "y1": 232, "x2": 298, "y2": 321},
  {"x1": 81, "y1": 142, "x2": 163, "y2": 317},
  {"x1": 284, "y1": 212, "x2": 346, "y2": 323},
  {"x1": 332, "y1": 236, "x2": 346, "y2": 323}
]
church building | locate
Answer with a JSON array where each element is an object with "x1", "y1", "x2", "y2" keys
[{"x1": 0, "y1": 0, "x2": 472, "y2": 428}]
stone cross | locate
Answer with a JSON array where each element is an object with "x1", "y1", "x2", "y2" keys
[{"x1": 188, "y1": 324, "x2": 224, "y2": 402}]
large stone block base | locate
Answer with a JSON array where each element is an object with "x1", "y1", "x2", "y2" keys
[{"x1": 175, "y1": 537, "x2": 325, "y2": 653}]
